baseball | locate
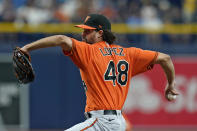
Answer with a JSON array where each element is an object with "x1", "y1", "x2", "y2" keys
[{"x1": 167, "y1": 93, "x2": 177, "y2": 100}]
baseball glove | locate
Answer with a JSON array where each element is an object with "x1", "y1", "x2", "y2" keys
[{"x1": 13, "y1": 47, "x2": 35, "y2": 84}]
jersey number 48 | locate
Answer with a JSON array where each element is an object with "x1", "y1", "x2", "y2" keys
[{"x1": 104, "y1": 60, "x2": 129, "y2": 86}]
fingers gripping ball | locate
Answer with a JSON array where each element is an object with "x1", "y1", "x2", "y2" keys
[
  {"x1": 13, "y1": 47, "x2": 35, "y2": 84},
  {"x1": 167, "y1": 93, "x2": 177, "y2": 101}
]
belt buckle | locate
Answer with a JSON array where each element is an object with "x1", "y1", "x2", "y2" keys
[{"x1": 104, "y1": 110, "x2": 117, "y2": 115}]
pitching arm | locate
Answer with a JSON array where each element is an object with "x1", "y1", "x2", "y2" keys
[{"x1": 153, "y1": 52, "x2": 179, "y2": 101}]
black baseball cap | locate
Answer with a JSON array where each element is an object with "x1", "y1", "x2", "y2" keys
[{"x1": 75, "y1": 14, "x2": 111, "y2": 31}]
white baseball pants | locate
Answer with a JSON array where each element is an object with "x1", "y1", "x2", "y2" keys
[{"x1": 65, "y1": 110, "x2": 126, "y2": 131}]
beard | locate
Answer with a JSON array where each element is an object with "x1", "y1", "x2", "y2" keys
[
  {"x1": 82, "y1": 37, "x2": 87, "y2": 42},
  {"x1": 82, "y1": 37, "x2": 93, "y2": 44}
]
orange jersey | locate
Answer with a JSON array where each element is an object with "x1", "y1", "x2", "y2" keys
[{"x1": 63, "y1": 38, "x2": 158, "y2": 112}]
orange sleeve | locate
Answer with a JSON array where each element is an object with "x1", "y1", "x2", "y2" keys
[
  {"x1": 62, "y1": 38, "x2": 91, "y2": 69},
  {"x1": 131, "y1": 47, "x2": 158, "y2": 76}
]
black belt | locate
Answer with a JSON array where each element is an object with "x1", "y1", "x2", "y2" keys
[{"x1": 85, "y1": 110, "x2": 118, "y2": 119}]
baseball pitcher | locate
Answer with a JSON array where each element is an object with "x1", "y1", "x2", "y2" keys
[{"x1": 17, "y1": 14, "x2": 178, "y2": 131}]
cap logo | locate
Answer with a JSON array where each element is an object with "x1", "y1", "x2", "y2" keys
[{"x1": 84, "y1": 16, "x2": 90, "y2": 23}]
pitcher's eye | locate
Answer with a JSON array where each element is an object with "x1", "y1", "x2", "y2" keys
[{"x1": 84, "y1": 29, "x2": 94, "y2": 34}]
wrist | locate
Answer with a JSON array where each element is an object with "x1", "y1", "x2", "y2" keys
[
  {"x1": 20, "y1": 45, "x2": 31, "y2": 56},
  {"x1": 22, "y1": 45, "x2": 30, "y2": 52},
  {"x1": 167, "y1": 81, "x2": 176, "y2": 89}
]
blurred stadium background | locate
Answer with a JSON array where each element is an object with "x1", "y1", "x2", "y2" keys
[{"x1": 0, "y1": 0, "x2": 197, "y2": 131}]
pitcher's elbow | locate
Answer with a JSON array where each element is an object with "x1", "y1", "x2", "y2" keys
[
  {"x1": 163, "y1": 54, "x2": 171, "y2": 62},
  {"x1": 56, "y1": 35, "x2": 67, "y2": 45},
  {"x1": 155, "y1": 53, "x2": 171, "y2": 64}
]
